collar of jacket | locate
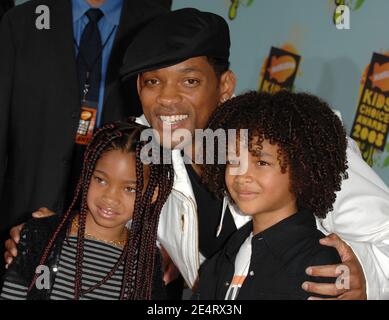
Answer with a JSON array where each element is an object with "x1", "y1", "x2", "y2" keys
[
  {"x1": 135, "y1": 115, "x2": 198, "y2": 202},
  {"x1": 216, "y1": 197, "x2": 251, "y2": 237},
  {"x1": 224, "y1": 209, "x2": 317, "y2": 262}
]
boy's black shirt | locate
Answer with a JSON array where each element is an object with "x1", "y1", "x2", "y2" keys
[
  {"x1": 198, "y1": 209, "x2": 342, "y2": 300},
  {"x1": 185, "y1": 163, "x2": 237, "y2": 259}
]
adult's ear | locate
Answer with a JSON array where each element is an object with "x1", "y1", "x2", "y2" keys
[
  {"x1": 218, "y1": 70, "x2": 237, "y2": 105},
  {"x1": 136, "y1": 74, "x2": 141, "y2": 96}
]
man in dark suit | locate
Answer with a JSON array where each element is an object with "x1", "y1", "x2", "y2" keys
[
  {"x1": 0, "y1": 0, "x2": 169, "y2": 256},
  {"x1": 0, "y1": 0, "x2": 13, "y2": 21}
]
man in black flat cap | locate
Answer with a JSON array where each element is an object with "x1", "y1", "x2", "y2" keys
[
  {"x1": 120, "y1": 8, "x2": 375, "y2": 300},
  {"x1": 123, "y1": 8, "x2": 238, "y2": 297},
  {"x1": 0, "y1": 0, "x2": 13, "y2": 21},
  {"x1": 123, "y1": 7, "x2": 239, "y2": 283},
  {"x1": 6, "y1": 8, "x2": 381, "y2": 300}
]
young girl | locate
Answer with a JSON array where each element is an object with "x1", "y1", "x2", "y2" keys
[
  {"x1": 199, "y1": 90, "x2": 348, "y2": 300},
  {"x1": 1, "y1": 118, "x2": 174, "y2": 300}
]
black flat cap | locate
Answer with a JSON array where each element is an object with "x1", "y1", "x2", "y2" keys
[{"x1": 120, "y1": 8, "x2": 230, "y2": 80}]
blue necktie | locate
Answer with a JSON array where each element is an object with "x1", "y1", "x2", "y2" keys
[
  {"x1": 76, "y1": 8, "x2": 104, "y2": 104},
  {"x1": 67, "y1": 9, "x2": 104, "y2": 208}
]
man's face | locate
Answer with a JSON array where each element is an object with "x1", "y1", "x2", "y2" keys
[{"x1": 137, "y1": 57, "x2": 229, "y2": 149}]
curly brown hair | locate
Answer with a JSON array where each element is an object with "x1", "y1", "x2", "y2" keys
[{"x1": 202, "y1": 90, "x2": 348, "y2": 219}]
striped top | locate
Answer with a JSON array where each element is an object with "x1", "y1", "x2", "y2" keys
[{"x1": 1, "y1": 236, "x2": 125, "y2": 300}]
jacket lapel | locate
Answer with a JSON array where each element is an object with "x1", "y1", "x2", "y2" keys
[{"x1": 49, "y1": 0, "x2": 80, "y2": 111}]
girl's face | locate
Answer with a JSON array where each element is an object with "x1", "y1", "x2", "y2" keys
[
  {"x1": 86, "y1": 150, "x2": 147, "y2": 236},
  {"x1": 225, "y1": 139, "x2": 297, "y2": 219}
]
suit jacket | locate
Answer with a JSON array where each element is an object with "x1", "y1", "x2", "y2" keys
[
  {"x1": 0, "y1": 0, "x2": 14, "y2": 21},
  {"x1": 0, "y1": 0, "x2": 168, "y2": 232}
]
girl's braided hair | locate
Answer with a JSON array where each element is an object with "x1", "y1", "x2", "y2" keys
[{"x1": 28, "y1": 117, "x2": 174, "y2": 299}]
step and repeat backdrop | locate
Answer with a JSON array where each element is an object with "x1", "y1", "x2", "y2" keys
[
  {"x1": 172, "y1": 0, "x2": 389, "y2": 184},
  {"x1": 13, "y1": 0, "x2": 389, "y2": 185}
]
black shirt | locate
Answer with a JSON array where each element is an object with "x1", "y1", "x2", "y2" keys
[
  {"x1": 185, "y1": 164, "x2": 237, "y2": 259},
  {"x1": 198, "y1": 210, "x2": 342, "y2": 300}
]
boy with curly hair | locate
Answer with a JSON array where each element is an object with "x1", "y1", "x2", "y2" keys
[{"x1": 199, "y1": 90, "x2": 348, "y2": 300}]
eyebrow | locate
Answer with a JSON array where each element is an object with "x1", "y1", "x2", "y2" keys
[
  {"x1": 258, "y1": 151, "x2": 273, "y2": 158},
  {"x1": 227, "y1": 150, "x2": 274, "y2": 158},
  {"x1": 94, "y1": 169, "x2": 137, "y2": 184},
  {"x1": 177, "y1": 67, "x2": 203, "y2": 74}
]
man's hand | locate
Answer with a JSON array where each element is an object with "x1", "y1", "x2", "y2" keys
[
  {"x1": 4, "y1": 207, "x2": 55, "y2": 268},
  {"x1": 32, "y1": 207, "x2": 55, "y2": 219},
  {"x1": 160, "y1": 245, "x2": 181, "y2": 285},
  {"x1": 302, "y1": 233, "x2": 367, "y2": 300},
  {"x1": 4, "y1": 223, "x2": 23, "y2": 269}
]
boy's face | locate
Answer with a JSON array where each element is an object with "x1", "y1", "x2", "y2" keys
[
  {"x1": 225, "y1": 139, "x2": 297, "y2": 218},
  {"x1": 86, "y1": 150, "x2": 149, "y2": 236},
  {"x1": 137, "y1": 56, "x2": 235, "y2": 149}
]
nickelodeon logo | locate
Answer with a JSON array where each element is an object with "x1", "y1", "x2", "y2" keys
[
  {"x1": 268, "y1": 56, "x2": 297, "y2": 84},
  {"x1": 370, "y1": 63, "x2": 389, "y2": 92},
  {"x1": 258, "y1": 46, "x2": 301, "y2": 94}
]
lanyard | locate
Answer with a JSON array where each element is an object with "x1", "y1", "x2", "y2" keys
[{"x1": 74, "y1": 25, "x2": 117, "y2": 102}]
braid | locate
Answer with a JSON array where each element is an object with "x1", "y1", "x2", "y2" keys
[
  {"x1": 27, "y1": 155, "x2": 86, "y2": 293},
  {"x1": 29, "y1": 118, "x2": 174, "y2": 300},
  {"x1": 120, "y1": 142, "x2": 145, "y2": 299},
  {"x1": 143, "y1": 163, "x2": 174, "y2": 298},
  {"x1": 73, "y1": 129, "x2": 125, "y2": 299},
  {"x1": 134, "y1": 167, "x2": 159, "y2": 296},
  {"x1": 121, "y1": 146, "x2": 174, "y2": 300},
  {"x1": 143, "y1": 164, "x2": 174, "y2": 297},
  {"x1": 137, "y1": 167, "x2": 159, "y2": 243}
]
